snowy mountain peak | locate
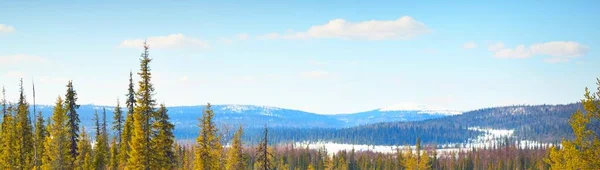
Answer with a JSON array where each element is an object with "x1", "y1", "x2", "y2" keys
[{"x1": 379, "y1": 102, "x2": 462, "y2": 115}]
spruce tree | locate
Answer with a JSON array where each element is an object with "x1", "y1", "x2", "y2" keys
[
  {"x1": 546, "y1": 78, "x2": 600, "y2": 169},
  {"x1": 94, "y1": 109, "x2": 110, "y2": 169},
  {"x1": 109, "y1": 136, "x2": 119, "y2": 170},
  {"x1": 150, "y1": 104, "x2": 176, "y2": 169},
  {"x1": 128, "y1": 41, "x2": 157, "y2": 169},
  {"x1": 120, "y1": 71, "x2": 136, "y2": 167},
  {"x1": 0, "y1": 102, "x2": 16, "y2": 169},
  {"x1": 65, "y1": 80, "x2": 80, "y2": 161},
  {"x1": 0, "y1": 86, "x2": 9, "y2": 169},
  {"x1": 42, "y1": 96, "x2": 72, "y2": 169},
  {"x1": 15, "y1": 78, "x2": 34, "y2": 169},
  {"x1": 226, "y1": 126, "x2": 245, "y2": 170},
  {"x1": 75, "y1": 126, "x2": 93, "y2": 170},
  {"x1": 33, "y1": 110, "x2": 46, "y2": 170},
  {"x1": 256, "y1": 126, "x2": 273, "y2": 170},
  {"x1": 113, "y1": 99, "x2": 123, "y2": 144},
  {"x1": 111, "y1": 99, "x2": 123, "y2": 168},
  {"x1": 195, "y1": 103, "x2": 223, "y2": 170}
]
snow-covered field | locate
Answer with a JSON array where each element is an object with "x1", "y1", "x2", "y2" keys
[{"x1": 294, "y1": 127, "x2": 555, "y2": 155}]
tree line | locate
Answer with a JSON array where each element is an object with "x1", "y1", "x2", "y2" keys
[{"x1": 1, "y1": 42, "x2": 598, "y2": 169}]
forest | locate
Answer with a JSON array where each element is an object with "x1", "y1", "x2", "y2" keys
[{"x1": 1, "y1": 43, "x2": 599, "y2": 169}]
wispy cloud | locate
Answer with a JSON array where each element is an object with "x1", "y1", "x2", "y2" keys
[
  {"x1": 463, "y1": 42, "x2": 477, "y2": 49},
  {"x1": 259, "y1": 16, "x2": 430, "y2": 40},
  {"x1": 0, "y1": 54, "x2": 50, "y2": 65},
  {"x1": 119, "y1": 33, "x2": 209, "y2": 49},
  {"x1": 0, "y1": 24, "x2": 15, "y2": 33},
  {"x1": 489, "y1": 41, "x2": 588, "y2": 62}
]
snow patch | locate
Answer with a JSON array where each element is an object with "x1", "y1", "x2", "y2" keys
[{"x1": 379, "y1": 102, "x2": 462, "y2": 115}]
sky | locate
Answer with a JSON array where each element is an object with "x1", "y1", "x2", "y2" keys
[{"x1": 0, "y1": 0, "x2": 599, "y2": 114}]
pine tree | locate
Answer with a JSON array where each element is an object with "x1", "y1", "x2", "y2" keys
[
  {"x1": 150, "y1": 104, "x2": 176, "y2": 169},
  {"x1": 65, "y1": 80, "x2": 80, "y2": 161},
  {"x1": 546, "y1": 78, "x2": 600, "y2": 169},
  {"x1": 42, "y1": 96, "x2": 72, "y2": 170},
  {"x1": 109, "y1": 136, "x2": 119, "y2": 170},
  {"x1": 34, "y1": 110, "x2": 47, "y2": 170},
  {"x1": 194, "y1": 103, "x2": 223, "y2": 170},
  {"x1": 0, "y1": 102, "x2": 16, "y2": 169},
  {"x1": 120, "y1": 71, "x2": 136, "y2": 168},
  {"x1": 128, "y1": 41, "x2": 157, "y2": 169},
  {"x1": 75, "y1": 126, "x2": 93, "y2": 170},
  {"x1": 94, "y1": 109, "x2": 110, "y2": 169},
  {"x1": 15, "y1": 78, "x2": 34, "y2": 169},
  {"x1": 111, "y1": 99, "x2": 123, "y2": 168},
  {"x1": 0, "y1": 87, "x2": 11, "y2": 169},
  {"x1": 226, "y1": 126, "x2": 245, "y2": 170},
  {"x1": 255, "y1": 126, "x2": 274, "y2": 170}
]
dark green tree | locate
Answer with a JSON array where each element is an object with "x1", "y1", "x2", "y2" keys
[
  {"x1": 119, "y1": 71, "x2": 136, "y2": 167},
  {"x1": 65, "y1": 80, "x2": 80, "y2": 160},
  {"x1": 15, "y1": 78, "x2": 34, "y2": 169}
]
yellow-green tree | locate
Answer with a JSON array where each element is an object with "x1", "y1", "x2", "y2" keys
[
  {"x1": 0, "y1": 95, "x2": 17, "y2": 169},
  {"x1": 15, "y1": 79, "x2": 34, "y2": 169},
  {"x1": 94, "y1": 109, "x2": 110, "y2": 169},
  {"x1": 42, "y1": 96, "x2": 72, "y2": 170},
  {"x1": 545, "y1": 78, "x2": 600, "y2": 169},
  {"x1": 128, "y1": 41, "x2": 157, "y2": 169},
  {"x1": 110, "y1": 99, "x2": 123, "y2": 169},
  {"x1": 119, "y1": 71, "x2": 136, "y2": 168},
  {"x1": 402, "y1": 138, "x2": 431, "y2": 170},
  {"x1": 150, "y1": 104, "x2": 176, "y2": 169},
  {"x1": 33, "y1": 110, "x2": 47, "y2": 170},
  {"x1": 75, "y1": 126, "x2": 93, "y2": 170},
  {"x1": 226, "y1": 126, "x2": 245, "y2": 170},
  {"x1": 194, "y1": 103, "x2": 223, "y2": 170}
]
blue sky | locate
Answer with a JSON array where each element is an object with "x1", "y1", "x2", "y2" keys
[{"x1": 0, "y1": 0, "x2": 598, "y2": 114}]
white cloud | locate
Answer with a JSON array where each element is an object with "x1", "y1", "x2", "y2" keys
[
  {"x1": 489, "y1": 41, "x2": 588, "y2": 62},
  {"x1": 0, "y1": 24, "x2": 15, "y2": 33},
  {"x1": 260, "y1": 16, "x2": 430, "y2": 40},
  {"x1": 237, "y1": 33, "x2": 250, "y2": 40},
  {"x1": 301, "y1": 71, "x2": 332, "y2": 78},
  {"x1": 488, "y1": 42, "x2": 505, "y2": 52},
  {"x1": 463, "y1": 42, "x2": 477, "y2": 49},
  {"x1": 0, "y1": 54, "x2": 49, "y2": 65},
  {"x1": 119, "y1": 33, "x2": 209, "y2": 49}
]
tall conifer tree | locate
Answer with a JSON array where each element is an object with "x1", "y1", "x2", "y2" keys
[
  {"x1": 120, "y1": 71, "x2": 136, "y2": 167},
  {"x1": 546, "y1": 78, "x2": 600, "y2": 169},
  {"x1": 65, "y1": 80, "x2": 80, "y2": 160},
  {"x1": 0, "y1": 88, "x2": 16, "y2": 169},
  {"x1": 33, "y1": 110, "x2": 46, "y2": 170},
  {"x1": 150, "y1": 104, "x2": 176, "y2": 169},
  {"x1": 93, "y1": 109, "x2": 110, "y2": 169},
  {"x1": 75, "y1": 126, "x2": 93, "y2": 170},
  {"x1": 111, "y1": 99, "x2": 123, "y2": 168},
  {"x1": 255, "y1": 126, "x2": 273, "y2": 170},
  {"x1": 42, "y1": 97, "x2": 72, "y2": 169},
  {"x1": 15, "y1": 78, "x2": 34, "y2": 169},
  {"x1": 195, "y1": 103, "x2": 223, "y2": 170},
  {"x1": 128, "y1": 41, "x2": 157, "y2": 169},
  {"x1": 226, "y1": 126, "x2": 245, "y2": 170}
]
